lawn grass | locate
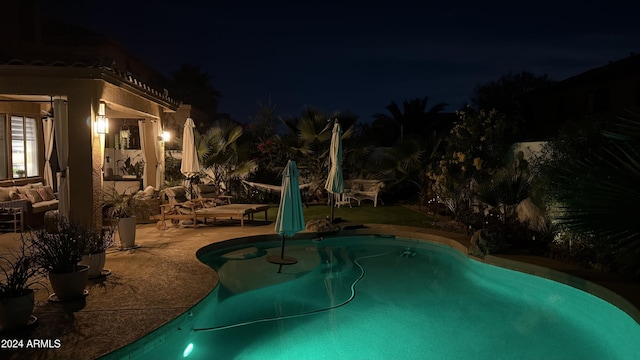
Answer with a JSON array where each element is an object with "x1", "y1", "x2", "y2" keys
[{"x1": 265, "y1": 203, "x2": 437, "y2": 228}]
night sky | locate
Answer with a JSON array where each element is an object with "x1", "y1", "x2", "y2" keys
[{"x1": 43, "y1": 1, "x2": 640, "y2": 123}]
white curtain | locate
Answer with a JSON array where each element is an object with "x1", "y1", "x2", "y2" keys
[
  {"x1": 42, "y1": 116, "x2": 55, "y2": 187},
  {"x1": 153, "y1": 121, "x2": 165, "y2": 187},
  {"x1": 138, "y1": 120, "x2": 148, "y2": 188},
  {"x1": 54, "y1": 99, "x2": 69, "y2": 219}
]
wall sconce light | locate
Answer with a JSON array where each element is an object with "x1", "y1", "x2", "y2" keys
[
  {"x1": 162, "y1": 130, "x2": 171, "y2": 142},
  {"x1": 96, "y1": 101, "x2": 109, "y2": 134}
]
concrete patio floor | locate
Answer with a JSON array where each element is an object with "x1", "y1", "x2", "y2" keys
[{"x1": 1, "y1": 219, "x2": 639, "y2": 360}]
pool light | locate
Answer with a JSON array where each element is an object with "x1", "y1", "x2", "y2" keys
[{"x1": 182, "y1": 343, "x2": 194, "y2": 357}]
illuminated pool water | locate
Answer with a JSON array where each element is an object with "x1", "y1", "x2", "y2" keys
[{"x1": 105, "y1": 235, "x2": 640, "y2": 360}]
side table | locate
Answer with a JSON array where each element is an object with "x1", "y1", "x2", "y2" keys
[{"x1": 0, "y1": 207, "x2": 23, "y2": 233}]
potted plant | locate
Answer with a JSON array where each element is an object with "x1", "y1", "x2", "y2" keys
[
  {"x1": 24, "y1": 217, "x2": 90, "y2": 301},
  {"x1": 79, "y1": 226, "x2": 115, "y2": 278},
  {"x1": 102, "y1": 189, "x2": 148, "y2": 249},
  {"x1": 118, "y1": 156, "x2": 145, "y2": 179},
  {"x1": 0, "y1": 241, "x2": 43, "y2": 330}
]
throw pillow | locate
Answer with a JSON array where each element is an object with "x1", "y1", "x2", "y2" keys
[
  {"x1": 143, "y1": 186, "x2": 156, "y2": 199},
  {"x1": 10, "y1": 191, "x2": 28, "y2": 200},
  {"x1": 198, "y1": 184, "x2": 219, "y2": 198},
  {"x1": 36, "y1": 187, "x2": 55, "y2": 201},
  {"x1": 43, "y1": 186, "x2": 56, "y2": 200},
  {"x1": 26, "y1": 189, "x2": 43, "y2": 203},
  {"x1": 0, "y1": 187, "x2": 12, "y2": 201}
]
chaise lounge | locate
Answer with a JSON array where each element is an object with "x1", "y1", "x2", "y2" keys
[{"x1": 157, "y1": 186, "x2": 270, "y2": 229}]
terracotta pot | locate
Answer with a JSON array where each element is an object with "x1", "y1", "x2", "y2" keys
[
  {"x1": 0, "y1": 290, "x2": 34, "y2": 331},
  {"x1": 80, "y1": 252, "x2": 106, "y2": 278},
  {"x1": 117, "y1": 216, "x2": 137, "y2": 249},
  {"x1": 48, "y1": 265, "x2": 89, "y2": 301}
]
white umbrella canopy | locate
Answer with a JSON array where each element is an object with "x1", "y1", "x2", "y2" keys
[
  {"x1": 181, "y1": 117, "x2": 200, "y2": 177},
  {"x1": 180, "y1": 118, "x2": 200, "y2": 197},
  {"x1": 325, "y1": 121, "x2": 343, "y2": 222},
  {"x1": 269, "y1": 159, "x2": 305, "y2": 272}
]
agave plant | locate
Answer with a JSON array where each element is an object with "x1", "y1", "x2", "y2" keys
[{"x1": 552, "y1": 114, "x2": 640, "y2": 277}]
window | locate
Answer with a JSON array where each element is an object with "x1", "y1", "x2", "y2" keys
[{"x1": 0, "y1": 114, "x2": 40, "y2": 180}]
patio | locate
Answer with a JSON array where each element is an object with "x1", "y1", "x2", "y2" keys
[{"x1": 1, "y1": 219, "x2": 639, "y2": 359}]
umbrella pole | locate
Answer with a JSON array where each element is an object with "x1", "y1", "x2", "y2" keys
[
  {"x1": 278, "y1": 235, "x2": 286, "y2": 273},
  {"x1": 189, "y1": 177, "x2": 196, "y2": 199},
  {"x1": 330, "y1": 194, "x2": 335, "y2": 223}
]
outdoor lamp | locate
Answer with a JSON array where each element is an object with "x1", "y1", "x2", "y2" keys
[
  {"x1": 162, "y1": 130, "x2": 171, "y2": 142},
  {"x1": 96, "y1": 101, "x2": 109, "y2": 134}
]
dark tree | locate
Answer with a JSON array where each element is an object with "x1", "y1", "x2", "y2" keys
[
  {"x1": 169, "y1": 63, "x2": 222, "y2": 117},
  {"x1": 471, "y1": 71, "x2": 554, "y2": 140}
]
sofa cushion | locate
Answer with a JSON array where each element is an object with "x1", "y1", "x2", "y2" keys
[
  {"x1": 0, "y1": 187, "x2": 14, "y2": 201},
  {"x1": 10, "y1": 190, "x2": 28, "y2": 200},
  {"x1": 26, "y1": 189, "x2": 43, "y2": 203},
  {"x1": 31, "y1": 200, "x2": 59, "y2": 214},
  {"x1": 36, "y1": 187, "x2": 55, "y2": 201},
  {"x1": 197, "y1": 184, "x2": 219, "y2": 198},
  {"x1": 165, "y1": 186, "x2": 189, "y2": 203},
  {"x1": 136, "y1": 185, "x2": 157, "y2": 200},
  {"x1": 45, "y1": 186, "x2": 56, "y2": 199},
  {"x1": 15, "y1": 185, "x2": 31, "y2": 195}
]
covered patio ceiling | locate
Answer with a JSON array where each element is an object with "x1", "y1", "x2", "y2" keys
[{"x1": 0, "y1": 94, "x2": 161, "y2": 120}]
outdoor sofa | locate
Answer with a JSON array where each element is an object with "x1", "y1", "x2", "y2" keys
[{"x1": 0, "y1": 181, "x2": 58, "y2": 229}]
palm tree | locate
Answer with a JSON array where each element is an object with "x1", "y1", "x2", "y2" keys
[
  {"x1": 196, "y1": 119, "x2": 257, "y2": 192},
  {"x1": 473, "y1": 169, "x2": 533, "y2": 223},
  {"x1": 372, "y1": 97, "x2": 447, "y2": 144},
  {"x1": 551, "y1": 114, "x2": 640, "y2": 277}
]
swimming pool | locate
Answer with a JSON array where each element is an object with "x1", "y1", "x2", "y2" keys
[{"x1": 105, "y1": 235, "x2": 640, "y2": 359}]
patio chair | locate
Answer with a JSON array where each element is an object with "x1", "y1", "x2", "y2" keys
[
  {"x1": 156, "y1": 186, "x2": 203, "y2": 229},
  {"x1": 194, "y1": 183, "x2": 232, "y2": 207},
  {"x1": 348, "y1": 179, "x2": 385, "y2": 207}
]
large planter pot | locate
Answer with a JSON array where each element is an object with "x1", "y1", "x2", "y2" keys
[
  {"x1": 117, "y1": 216, "x2": 137, "y2": 249},
  {"x1": 80, "y1": 252, "x2": 107, "y2": 278},
  {"x1": 48, "y1": 265, "x2": 89, "y2": 301},
  {"x1": 0, "y1": 290, "x2": 35, "y2": 331}
]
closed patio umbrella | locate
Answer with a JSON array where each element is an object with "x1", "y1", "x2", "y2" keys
[
  {"x1": 325, "y1": 120, "x2": 343, "y2": 222},
  {"x1": 269, "y1": 160, "x2": 305, "y2": 273},
  {"x1": 180, "y1": 118, "x2": 200, "y2": 198}
]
